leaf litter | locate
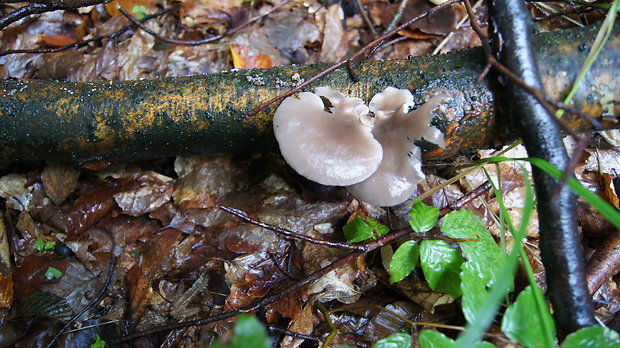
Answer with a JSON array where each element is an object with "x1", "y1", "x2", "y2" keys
[{"x1": 0, "y1": 0, "x2": 619, "y2": 346}]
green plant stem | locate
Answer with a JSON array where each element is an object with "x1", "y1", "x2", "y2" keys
[{"x1": 556, "y1": 0, "x2": 619, "y2": 117}]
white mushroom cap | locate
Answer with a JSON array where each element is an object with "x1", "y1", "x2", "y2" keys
[
  {"x1": 347, "y1": 88, "x2": 446, "y2": 206},
  {"x1": 273, "y1": 87, "x2": 383, "y2": 186}
]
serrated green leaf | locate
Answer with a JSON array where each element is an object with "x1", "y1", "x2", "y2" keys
[
  {"x1": 366, "y1": 216, "x2": 390, "y2": 237},
  {"x1": 343, "y1": 216, "x2": 374, "y2": 243},
  {"x1": 420, "y1": 240, "x2": 463, "y2": 297},
  {"x1": 440, "y1": 210, "x2": 505, "y2": 287},
  {"x1": 408, "y1": 200, "x2": 439, "y2": 233},
  {"x1": 389, "y1": 241, "x2": 420, "y2": 283},
  {"x1": 230, "y1": 315, "x2": 271, "y2": 348},
  {"x1": 44, "y1": 266, "x2": 62, "y2": 280},
  {"x1": 419, "y1": 330, "x2": 455, "y2": 348},
  {"x1": 372, "y1": 332, "x2": 412, "y2": 348},
  {"x1": 501, "y1": 285, "x2": 556, "y2": 348},
  {"x1": 561, "y1": 325, "x2": 620, "y2": 348}
]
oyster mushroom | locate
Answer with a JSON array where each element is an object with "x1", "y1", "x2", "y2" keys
[
  {"x1": 347, "y1": 87, "x2": 446, "y2": 206},
  {"x1": 272, "y1": 87, "x2": 383, "y2": 186},
  {"x1": 273, "y1": 86, "x2": 445, "y2": 206}
]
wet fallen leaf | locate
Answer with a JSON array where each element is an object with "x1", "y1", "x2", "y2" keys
[
  {"x1": 603, "y1": 174, "x2": 620, "y2": 210},
  {"x1": 128, "y1": 265, "x2": 154, "y2": 322},
  {"x1": 230, "y1": 44, "x2": 274, "y2": 69},
  {"x1": 280, "y1": 302, "x2": 315, "y2": 348},
  {"x1": 114, "y1": 171, "x2": 173, "y2": 216},
  {"x1": 41, "y1": 162, "x2": 81, "y2": 206},
  {"x1": 39, "y1": 34, "x2": 76, "y2": 47},
  {"x1": 173, "y1": 156, "x2": 236, "y2": 209}
]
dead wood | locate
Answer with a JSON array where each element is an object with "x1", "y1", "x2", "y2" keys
[{"x1": 0, "y1": 22, "x2": 618, "y2": 166}]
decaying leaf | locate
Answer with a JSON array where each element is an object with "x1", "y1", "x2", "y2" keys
[
  {"x1": 173, "y1": 156, "x2": 236, "y2": 209},
  {"x1": 317, "y1": 4, "x2": 358, "y2": 63},
  {"x1": 41, "y1": 162, "x2": 81, "y2": 206},
  {"x1": 114, "y1": 171, "x2": 173, "y2": 216},
  {"x1": 0, "y1": 174, "x2": 33, "y2": 211},
  {"x1": 280, "y1": 302, "x2": 315, "y2": 348}
]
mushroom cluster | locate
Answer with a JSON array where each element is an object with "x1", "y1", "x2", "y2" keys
[{"x1": 273, "y1": 87, "x2": 446, "y2": 206}]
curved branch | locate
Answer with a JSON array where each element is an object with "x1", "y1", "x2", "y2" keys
[{"x1": 491, "y1": 0, "x2": 596, "y2": 338}]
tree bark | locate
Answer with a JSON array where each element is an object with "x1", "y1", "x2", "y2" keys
[{"x1": 0, "y1": 22, "x2": 618, "y2": 165}]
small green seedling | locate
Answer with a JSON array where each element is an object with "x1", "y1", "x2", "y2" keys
[
  {"x1": 90, "y1": 334, "x2": 106, "y2": 348},
  {"x1": 35, "y1": 238, "x2": 56, "y2": 252},
  {"x1": 44, "y1": 266, "x2": 63, "y2": 280},
  {"x1": 131, "y1": 5, "x2": 148, "y2": 20}
]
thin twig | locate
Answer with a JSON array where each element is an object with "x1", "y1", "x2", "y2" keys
[
  {"x1": 0, "y1": 0, "x2": 111, "y2": 30},
  {"x1": 356, "y1": 0, "x2": 377, "y2": 37},
  {"x1": 439, "y1": 180, "x2": 493, "y2": 215},
  {"x1": 268, "y1": 325, "x2": 322, "y2": 341},
  {"x1": 219, "y1": 205, "x2": 365, "y2": 251},
  {"x1": 46, "y1": 255, "x2": 117, "y2": 348},
  {"x1": 384, "y1": 0, "x2": 409, "y2": 34}
]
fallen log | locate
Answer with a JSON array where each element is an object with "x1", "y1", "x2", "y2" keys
[{"x1": 0, "y1": 22, "x2": 618, "y2": 165}]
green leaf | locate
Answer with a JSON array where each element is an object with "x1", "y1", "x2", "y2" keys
[
  {"x1": 501, "y1": 285, "x2": 556, "y2": 348},
  {"x1": 419, "y1": 330, "x2": 455, "y2": 348},
  {"x1": 230, "y1": 315, "x2": 271, "y2": 348},
  {"x1": 420, "y1": 240, "x2": 463, "y2": 297},
  {"x1": 440, "y1": 210, "x2": 505, "y2": 287},
  {"x1": 35, "y1": 238, "x2": 44, "y2": 252},
  {"x1": 561, "y1": 326, "x2": 620, "y2": 348},
  {"x1": 343, "y1": 216, "x2": 374, "y2": 243},
  {"x1": 90, "y1": 334, "x2": 106, "y2": 348},
  {"x1": 45, "y1": 241, "x2": 56, "y2": 250},
  {"x1": 372, "y1": 332, "x2": 412, "y2": 348},
  {"x1": 459, "y1": 261, "x2": 489, "y2": 324},
  {"x1": 343, "y1": 216, "x2": 388, "y2": 243},
  {"x1": 131, "y1": 5, "x2": 147, "y2": 20},
  {"x1": 44, "y1": 267, "x2": 62, "y2": 280},
  {"x1": 389, "y1": 241, "x2": 420, "y2": 283},
  {"x1": 366, "y1": 216, "x2": 390, "y2": 237},
  {"x1": 408, "y1": 200, "x2": 439, "y2": 233}
]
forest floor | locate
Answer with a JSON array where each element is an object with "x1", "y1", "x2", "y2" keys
[{"x1": 0, "y1": 0, "x2": 619, "y2": 347}]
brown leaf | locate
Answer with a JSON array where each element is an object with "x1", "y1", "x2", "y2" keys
[
  {"x1": 603, "y1": 173, "x2": 620, "y2": 210},
  {"x1": 39, "y1": 34, "x2": 76, "y2": 48},
  {"x1": 173, "y1": 156, "x2": 235, "y2": 210},
  {"x1": 127, "y1": 265, "x2": 154, "y2": 322},
  {"x1": 41, "y1": 162, "x2": 80, "y2": 206},
  {"x1": 230, "y1": 44, "x2": 274, "y2": 69},
  {"x1": 280, "y1": 302, "x2": 315, "y2": 348},
  {"x1": 0, "y1": 274, "x2": 13, "y2": 308},
  {"x1": 67, "y1": 184, "x2": 131, "y2": 235},
  {"x1": 13, "y1": 256, "x2": 69, "y2": 298},
  {"x1": 114, "y1": 172, "x2": 173, "y2": 216}
]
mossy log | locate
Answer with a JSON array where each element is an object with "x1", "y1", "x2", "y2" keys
[{"x1": 0, "y1": 22, "x2": 618, "y2": 165}]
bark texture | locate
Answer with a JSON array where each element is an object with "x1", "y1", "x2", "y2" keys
[{"x1": 0, "y1": 22, "x2": 618, "y2": 165}]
